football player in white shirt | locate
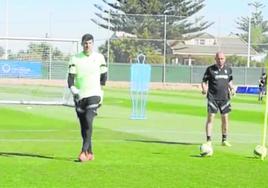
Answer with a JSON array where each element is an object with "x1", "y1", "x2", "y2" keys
[{"x1": 68, "y1": 33, "x2": 107, "y2": 162}]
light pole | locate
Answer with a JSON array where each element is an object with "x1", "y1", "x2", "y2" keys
[
  {"x1": 5, "y1": 0, "x2": 9, "y2": 60},
  {"x1": 247, "y1": 3, "x2": 253, "y2": 68}
]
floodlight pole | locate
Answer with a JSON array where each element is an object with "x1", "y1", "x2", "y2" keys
[
  {"x1": 5, "y1": 0, "x2": 9, "y2": 60},
  {"x1": 163, "y1": 15, "x2": 167, "y2": 83},
  {"x1": 48, "y1": 11, "x2": 52, "y2": 80},
  {"x1": 107, "y1": 9, "x2": 111, "y2": 80},
  {"x1": 247, "y1": 3, "x2": 253, "y2": 68}
]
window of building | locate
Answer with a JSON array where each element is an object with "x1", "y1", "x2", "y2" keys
[{"x1": 199, "y1": 39, "x2": 205, "y2": 45}]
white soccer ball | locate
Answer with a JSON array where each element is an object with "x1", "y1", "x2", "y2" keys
[
  {"x1": 200, "y1": 143, "x2": 213, "y2": 157},
  {"x1": 254, "y1": 145, "x2": 267, "y2": 158}
]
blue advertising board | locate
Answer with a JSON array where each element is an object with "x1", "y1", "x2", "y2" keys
[
  {"x1": 0, "y1": 60, "x2": 42, "y2": 78},
  {"x1": 236, "y1": 86, "x2": 259, "y2": 94}
]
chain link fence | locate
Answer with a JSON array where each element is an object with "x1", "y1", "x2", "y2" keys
[{"x1": 0, "y1": 36, "x2": 265, "y2": 86}]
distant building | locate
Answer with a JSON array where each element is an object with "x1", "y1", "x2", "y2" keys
[{"x1": 167, "y1": 33, "x2": 258, "y2": 65}]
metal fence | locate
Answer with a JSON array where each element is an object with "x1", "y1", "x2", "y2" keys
[
  {"x1": 0, "y1": 36, "x2": 265, "y2": 87},
  {"x1": 108, "y1": 63, "x2": 263, "y2": 85},
  {"x1": 0, "y1": 36, "x2": 79, "y2": 80}
]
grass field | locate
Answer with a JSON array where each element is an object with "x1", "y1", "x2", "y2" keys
[{"x1": 0, "y1": 87, "x2": 267, "y2": 188}]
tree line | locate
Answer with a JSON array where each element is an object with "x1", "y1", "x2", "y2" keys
[
  {"x1": 92, "y1": 0, "x2": 268, "y2": 66},
  {"x1": 0, "y1": 43, "x2": 68, "y2": 62}
]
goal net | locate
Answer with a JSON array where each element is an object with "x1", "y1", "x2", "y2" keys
[{"x1": 0, "y1": 37, "x2": 79, "y2": 106}]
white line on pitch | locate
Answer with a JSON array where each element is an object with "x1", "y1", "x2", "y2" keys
[
  {"x1": 0, "y1": 129, "x2": 261, "y2": 138},
  {"x1": 0, "y1": 129, "x2": 78, "y2": 133}
]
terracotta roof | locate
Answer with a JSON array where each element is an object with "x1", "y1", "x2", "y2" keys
[{"x1": 168, "y1": 34, "x2": 258, "y2": 56}]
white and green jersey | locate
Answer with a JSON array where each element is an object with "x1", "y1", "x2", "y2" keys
[{"x1": 68, "y1": 51, "x2": 107, "y2": 99}]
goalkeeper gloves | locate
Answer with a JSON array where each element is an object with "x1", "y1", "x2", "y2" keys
[
  {"x1": 70, "y1": 86, "x2": 79, "y2": 95},
  {"x1": 70, "y1": 86, "x2": 80, "y2": 99},
  {"x1": 70, "y1": 86, "x2": 84, "y2": 113},
  {"x1": 229, "y1": 87, "x2": 235, "y2": 97}
]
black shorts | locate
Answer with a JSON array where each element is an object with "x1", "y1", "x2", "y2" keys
[
  {"x1": 207, "y1": 99, "x2": 231, "y2": 114},
  {"x1": 259, "y1": 86, "x2": 266, "y2": 93},
  {"x1": 75, "y1": 96, "x2": 101, "y2": 116}
]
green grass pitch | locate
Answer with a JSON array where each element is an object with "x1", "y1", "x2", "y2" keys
[{"x1": 0, "y1": 88, "x2": 267, "y2": 188}]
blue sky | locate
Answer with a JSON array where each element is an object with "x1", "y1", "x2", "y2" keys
[
  {"x1": 200, "y1": 0, "x2": 268, "y2": 36},
  {"x1": 0, "y1": 0, "x2": 267, "y2": 49}
]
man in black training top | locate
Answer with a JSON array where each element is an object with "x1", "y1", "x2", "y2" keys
[
  {"x1": 258, "y1": 72, "x2": 267, "y2": 101},
  {"x1": 201, "y1": 52, "x2": 235, "y2": 147}
]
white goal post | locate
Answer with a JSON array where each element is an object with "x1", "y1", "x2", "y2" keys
[{"x1": 0, "y1": 36, "x2": 79, "y2": 106}]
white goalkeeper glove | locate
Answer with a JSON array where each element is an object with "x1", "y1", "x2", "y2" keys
[
  {"x1": 230, "y1": 87, "x2": 236, "y2": 97},
  {"x1": 70, "y1": 86, "x2": 80, "y2": 98},
  {"x1": 100, "y1": 90, "x2": 104, "y2": 104}
]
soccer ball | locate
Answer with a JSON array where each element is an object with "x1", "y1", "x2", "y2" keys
[
  {"x1": 200, "y1": 143, "x2": 213, "y2": 157},
  {"x1": 254, "y1": 145, "x2": 267, "y2": 158}
]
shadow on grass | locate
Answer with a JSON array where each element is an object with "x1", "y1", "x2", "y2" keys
[
  {"x1": 126, "y1": 139, "x2": 199, "y2": 146},
  {"x1": 190, "y1": 154, "x2": 204, "y2": 158},
  {"x1": 245, "y1": 156, "x2": 264, "y2": 160},
  {"x1": 0, "y1": 152, "x2": 76, "y2": 162}
]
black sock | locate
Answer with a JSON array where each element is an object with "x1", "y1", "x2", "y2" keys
[
  {"x1": 207, "y1": 136, "x2": 211, "y2": 142},
  {"x1": 222, "y1": 134, "x2": 227, "y2": 142}
]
